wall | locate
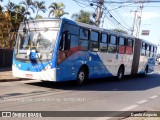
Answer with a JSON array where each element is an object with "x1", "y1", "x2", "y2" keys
[{"x1": 0, "y1": 49, "x2": 13, "y2": 67}]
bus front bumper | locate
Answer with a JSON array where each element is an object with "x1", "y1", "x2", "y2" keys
[{"x1": 12, "y1": 66, "x2": 57, "y2": 81}]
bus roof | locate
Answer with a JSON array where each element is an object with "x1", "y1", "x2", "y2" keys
[
  {"x1": 62, "y1": 18, "x2": 156, "y2": 46},
  {"x1": 19, "y1": 18, "x2": 156, "y2": 46},
  {"x1": 62, "y1": 18, "x2": 135, "y2": 39}
]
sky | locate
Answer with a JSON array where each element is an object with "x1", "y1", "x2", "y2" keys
[{"x1": 1, "y1": 0, "x2": 160, "y2": 53}]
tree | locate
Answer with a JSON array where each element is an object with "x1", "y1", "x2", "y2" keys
[
  {"x1": 14, "y1": 5, "x2": 26, "y2": 20},
  {"x1": 20, "y1": 0, "x2": 36, "y2": 19},
  {"x1": 71, "y1": 10, "x2": 94, "y2": 25},
  {"x1": 0, "y1": 5, "x2": 3, "y2": 12},
  {"x1": 35, "y1": 14, "x2": 43, "y2": 19},
  {"x1": 5, "y1": 1, "x2": 16, "y2": 12},
  {"x1": 0, "y1": 0, "x2": 3, "y2": 13},
  {"x1": 35, "y1": 1, "x2": 46, "y2": 18},
  {"x1": 0, "y1": 11, "x2": 11, "y2": 47},
  {"x1": 0, "y1": 1, "x2": 24, "y2": 48},
  {"x1": 48, "y1": 2, "x2": 68, "y2": 18}
]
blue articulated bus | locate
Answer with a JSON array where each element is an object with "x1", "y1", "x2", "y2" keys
[{"x1": 12, "y1": 18, "x2": 157, "y2": 84}]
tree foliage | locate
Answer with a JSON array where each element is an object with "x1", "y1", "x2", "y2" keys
[
  {"x1": 71, "y1": 10, "x2": 94, "y2": 25},
  {"x1": 0, "y1": 1, "x2": 68, "y2": 48},
  {"x1": 20, "y1": 0, "x2": 36, "y2": 20},
  {"x1": 35, "y1": 1, "x2": 46, "y2": 18},
  {"x1": 0, "y1": 2, "x2": 24, "y2": 48},
  {"x1": 48, "y1": 2, "x2": 68, "y2": 18}
]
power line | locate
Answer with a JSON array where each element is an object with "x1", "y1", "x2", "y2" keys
[
  {"x1": 104, "y1": 0, "x2": 160, "y2": 4},
  {"x1": 107, "y1": 3, "x2": 136, "y2": 11},
  {"x1": 102, "y1": 7, "x2": 132, "y2": 32},
  {"x1": 72, "y1": 0, "x2": 90, "y2": 8},
  {"x1": 72, "y1": 0, "x2": 160, "y2": 35},
  {"x1": 113, "y1": 9, "x2": 131, "y2": 28},
  {"x1": 102, "y1": 3, "x2": 132, "y2": 31}
]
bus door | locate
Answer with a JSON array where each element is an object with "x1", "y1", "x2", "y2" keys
[
  {"x1": 57, "y1": 31, "x2": 72, "y2": 80},
  {"x1": 57, "y1": 24, "x2": 80, "y2": 81}
]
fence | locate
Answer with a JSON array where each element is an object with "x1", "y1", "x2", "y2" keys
[{"x1": 0, "y1": 48, "x2": 13, "y2": 67}]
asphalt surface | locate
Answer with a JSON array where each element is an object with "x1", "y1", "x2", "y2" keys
[
  {"x1": 0, "y1": 66, "x2": 160, "y2": 120},
  {"x1": 0, "y1": 67, "x2": 28, "y2": 82}
]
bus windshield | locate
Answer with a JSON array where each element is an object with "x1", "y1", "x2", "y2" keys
[{"x1": 14, "y1": 29, "x2": 58, "y2": 61}]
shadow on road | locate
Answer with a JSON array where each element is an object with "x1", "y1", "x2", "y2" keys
[{"x1": 26, "y1": 73, "x2": 160, "y2": 91}]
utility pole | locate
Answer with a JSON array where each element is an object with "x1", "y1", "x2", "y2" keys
[
  {"x1": 130, "y1": 3, "x2": 144, "y2": 37},
  {"x1": 95, "y1": 0, "x2": 104, "y2": 26},
  {"x1": 131, "y1": 10, "x2": 139, "y2": 35},
  {"x1": 136, "y1": 3, "x2": 144, "y2": 37}
]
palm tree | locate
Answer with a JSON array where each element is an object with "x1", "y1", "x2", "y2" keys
[
  {"x1": 0, "y1": 5, "x2": 3, "y2": 12},
  {"x1": 71, "y1": 10, "x2": 94, "y2": 24},
  {"x1": 20, "y1": 0, "x2": 36, "y2": 19},
  {"x1": 13, "y1": 5, "x2": 25, "y2": 28},
  {"x1": 48, "y1": 2, "x2": 68, "y2": 18},
  {"x1": 35, "y1": 1, "x2": 46, "y2": 17},
  {"x1": 0, "y1": 0, "x2": 3, "y2": 14},
  {"x1": 14, "y1": 5, "x2": 23, "y2": 19},
  {"x1": 13, "y1": 4, "x2": 27, "y2": 20},
  {"x1": 5, "y1": 1, "x2": 16, "y2": 12}
]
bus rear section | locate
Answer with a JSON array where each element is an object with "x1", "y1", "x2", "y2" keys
[
  {"x1": 12, "y1": 19, "x2": 62, "y2": 81},
  {"x1": 131, "y1": 38, "x2": 157, "y2": 75}
]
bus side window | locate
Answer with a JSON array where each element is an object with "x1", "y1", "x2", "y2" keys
[
  {"x1": 118, "y1": 37, "x2": 125, "y2": 54},
  {"x1": 59, "y1": 34, "x2": 64, "y2": 50},
  {"x1": 150, "y1": 46, "x2": 154, "y2": 57},
  {"x1": 89, "y1": 31, "x2": 99, "y2": 52},
  {"x1": 141, "y1": 42, "x2": 145, "y2": 56},
  {"x1": 145, "y1": 44, "x2": 150, "y2": 57},
  {"x1": 70, "y1": 35, "x2": 79, "y2": 52},
  {"x1": 59, "y1": 31, "x2": 71, "y2": 50},
  {"x1": 126, "y1": 39, "x2": 133, "y2": 54},
  {"x1": 108, "y1": 35, "x2": 117, "y2": 53},
  {"x1": 154, "y1": 47, "x2": 157, "y2": 57},
  {"x1": 99, "y1": 33, "x2": 108, "y2": 52},
  {"x1": 79, "y1": 28, "x2": 89, "y2": 51}
]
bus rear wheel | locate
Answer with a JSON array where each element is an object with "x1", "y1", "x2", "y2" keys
[
  {"x1": 143, "y1": 66, "x2": 148, "y2": 76},
  {"x1": 76, "y1": 67, "x2": 88, "y2": 85},
  {"x1": 117, "y1": 66, "x2": 124, "y2": 80}
]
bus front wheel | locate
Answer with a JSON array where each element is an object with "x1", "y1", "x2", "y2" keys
[
  {"x1": 117, "y1": 66, "x2": 124, "y2": 80},
  {"x1": 76, "y1": 67, "x2": 88, "y2": 85}
]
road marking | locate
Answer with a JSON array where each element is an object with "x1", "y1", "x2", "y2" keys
[
  {"x1": 96, "y1": 105, "x2": 138, "y2": 120},
  {"x1": 96, "y1": 96, "x2": 159, "y2": 120},
  {"x1": 150, "y1": 95, "x2": 158, "y2": 99},
  {"x1": 137, "y1": 100, "x2": 148, "y2": 104},
  {"x1": 120, "y1": 104, "x2": 138, "y2": 111},
  {"x1": 96, "y1": 117, "x2": 111, "y2": 120}
]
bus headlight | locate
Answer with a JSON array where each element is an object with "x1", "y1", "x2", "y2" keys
[
  {"x1": 12, "y1": 62, "x2": 18, "y2": 68},
  {"x1": 43, "y1": 63, "x2": 52, "y2": 71}
]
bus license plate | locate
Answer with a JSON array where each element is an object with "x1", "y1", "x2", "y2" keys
[{"x1": 25, "y1": 74, "x2": 33, "y2": 79}]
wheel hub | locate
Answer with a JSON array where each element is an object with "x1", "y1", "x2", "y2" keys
[{"x1": 79, "y1": 72, "x2": 85, "y2": 81}]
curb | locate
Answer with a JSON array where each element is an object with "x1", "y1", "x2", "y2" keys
[{"x1": 0, "y1": 78, "x2": 29, "y2": 82}]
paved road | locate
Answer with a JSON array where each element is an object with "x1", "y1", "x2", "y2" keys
[{"x1": 0, "y1": 66, "x2": 160, "y2": 120}]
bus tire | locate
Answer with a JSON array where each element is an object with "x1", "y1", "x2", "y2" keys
[
  {"x1": 143, "y1": 66, "x2": 148, "y2": 76},
  {"x1": 76, "y1": 67, "x2": 88, "y2": 85},
  {"x1": 117, "y1": 66, "x2": 124, "y2": 80}
]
